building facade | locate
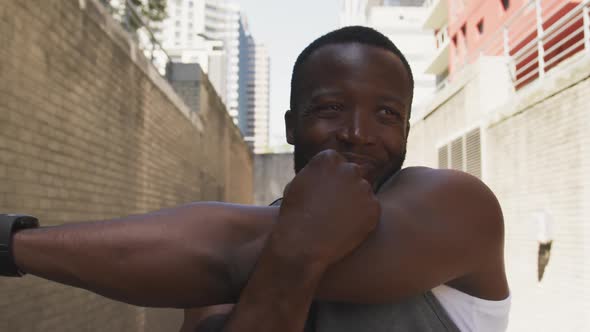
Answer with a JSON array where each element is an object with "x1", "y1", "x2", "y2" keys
[
  {"x1": 238, "y1": 18, "x2": 270, "y2": 153},
  {"x1": 340, "y1": 0, "x2": 438, "y2": 116},
  {"x1": 159, "y1": 0, "x2": 241, "y2": 123},
  {"x1": 414, "y1": 0, "x2": 590, "y2": 330},
  {"x1": 424, "y1": 0, "x2": 587, "y2": 89},
  {"x1": 340, "y1": 0, "x2": 384, "y2": 26}
]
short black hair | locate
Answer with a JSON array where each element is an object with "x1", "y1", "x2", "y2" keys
[{"x1": 290, "y1": 26, "x2": 414, "y2": 112}]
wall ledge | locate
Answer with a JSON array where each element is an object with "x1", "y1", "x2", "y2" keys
[{"x1": 82, "y1": 0, "x2": 203, "y2": 132}]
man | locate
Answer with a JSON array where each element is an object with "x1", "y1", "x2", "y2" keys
[{"x1": 1, "y1": 26, "x2": 510, "y2": 331}]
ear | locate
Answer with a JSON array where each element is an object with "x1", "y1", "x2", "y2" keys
[{"x1": 285, "y1": 110, "x2": 296, "y2": 145}]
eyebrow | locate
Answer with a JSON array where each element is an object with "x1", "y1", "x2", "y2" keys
[
  {"x1": 309, "y1": 88, "x2": 344, "y2": 101},
  {"x1": 308, "y1": 88, "x2": 409, "y2": 110},
  {"x1": 377, "y1": 95, "x2": 408, "y2": 109}
]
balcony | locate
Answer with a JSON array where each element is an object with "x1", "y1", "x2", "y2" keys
[
  {"x1": 422, "y1": 0, "x2": 448, "y2": 30},
  {"x1": 425, "y1": 26, "x2": 450, "y2": 75}
]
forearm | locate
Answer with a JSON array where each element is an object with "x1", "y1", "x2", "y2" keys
[
  {"x1": 222, "y1": 232, "x2": 324, "y2": 332},
  {"x1": 12, "y1": 202, "x2": 269, "y2": 308}
]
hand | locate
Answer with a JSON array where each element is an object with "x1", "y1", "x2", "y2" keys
[{"x1": 270, "y1": 149, "x2": 381, "y2": 269}]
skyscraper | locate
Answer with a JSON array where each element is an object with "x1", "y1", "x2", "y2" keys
[
  {"x1": 238, "y1": 18, "x2": 270, "y2": 153},
  {"x1": 203, "y1": 0, "x2": 240, "y2": 122},
  {"x1": 159, "y1": 0, "x2": 240, "y2": 123}
]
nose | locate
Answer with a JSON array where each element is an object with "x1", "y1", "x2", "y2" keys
[{"x1": 336, "y1": 109, "x2": 376, "y2": 145}]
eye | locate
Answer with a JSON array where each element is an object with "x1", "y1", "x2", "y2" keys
[
  {"x1": 309, "y1": 103, "x2": 344, "y2": 118},
  {"x1": 321, "y1": 104, "x2": 342, "y2": 111},
  {"x1": 377, "y1": 107, "x2": 402, "y2": 120}
]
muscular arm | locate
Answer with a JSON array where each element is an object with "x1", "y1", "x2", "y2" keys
[
  {"x1": 13, "y1": 202, "x2": 277, "y2": 308},
  {"x1": 13, "y1": 167, "x2": 507, "y2": 308},
  {"x1": 229, "y1": 167, "x2": 508, "y2": 303},
  {"x1": 220, "y1": 237, "x2": 323, "y2": 332}
]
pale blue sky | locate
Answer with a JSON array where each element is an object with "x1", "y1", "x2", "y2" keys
[{"x1": 237, "y1": 0, "x2": 341, "y2": 149}]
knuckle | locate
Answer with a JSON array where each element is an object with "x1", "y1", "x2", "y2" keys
[
  {"x1": 341, "y1": 162, "x2": 361, "y2": 177},
  {"x1": 320, "y1": 149, "x2": 344, "y2": 162},
  {"x1": 359, "y1": 178, "x2": 372, "y2": 188}
]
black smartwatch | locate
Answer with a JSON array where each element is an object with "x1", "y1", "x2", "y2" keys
[{"x1": 0, "y1": 214, "x2": 39, "y2": 277}]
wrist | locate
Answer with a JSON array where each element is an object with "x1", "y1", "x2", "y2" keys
[
  {"x1": 11, "y1": 228, "x2": 36, "y2": 275},
  {"x1": 265, "y1": 230, "x2": 328, "y2": 284}
]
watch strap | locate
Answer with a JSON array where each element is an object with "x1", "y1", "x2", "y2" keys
[{"x1": 0, "y1": 214, "x2": 39, "y2": 277}]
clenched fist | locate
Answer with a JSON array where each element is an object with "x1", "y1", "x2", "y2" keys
[{"x1": 269, "y1": 149, "x2": 382, "y2": 270}]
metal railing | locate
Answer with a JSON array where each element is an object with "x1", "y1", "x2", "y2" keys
[
  {"x1": 461, "y1": 0, "x2": 590, "y2": 90},
  {"x1": 99, "y1": 0, "x2": 171, "y2": 75}
]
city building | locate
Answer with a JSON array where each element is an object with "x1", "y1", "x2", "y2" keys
[
  {"x1": 424, "y1": 0, "x2": 587, "y2": 89},
  {"x1": 159, "y1": 0, "x2": 241, "y2": 123},
  {"x1": 341, "y1": 0, "x2": 438, "y2": 117},
  {"x1": 339, "y1": 0, "x2": 384, "y2": 26},
  {"x1": 238, "y1": 18, "x2": 270, "y2": 153},
  {"x1": 412, "y1": 0, "x2": 590, "y2": 330}
]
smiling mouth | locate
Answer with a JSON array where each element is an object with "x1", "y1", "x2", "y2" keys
[{"x1": 340, "y1": 152, "x2": 377, "y2": 168}]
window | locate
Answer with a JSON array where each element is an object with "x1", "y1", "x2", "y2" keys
[
  {"x1": 452, "y1": 34, "x2": 458, "y2": 55},
  {"x1": 477, "y1": 19, "x2": 484, "y2": 35},
  {"x1": 450, "y1": 137, "x2": 464, "y2": 170},
  {"x1": 465, "y1": 129, "x2": 481, "y2": 178},
  {"x1": 438, "y1": 128, "x2": 482, "y2": 178},
  {"x1": 461, "y1": 24, "x2": 468, "y2": 48},
  {"x1": 501, "y1": 0, "x2": 510, "y2": 11},
  {"x1": 438, "y1": 145, "x2": 449, "y2": 169}
]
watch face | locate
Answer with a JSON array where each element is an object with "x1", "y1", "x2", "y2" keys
[{"x1": 14, "y1": 216, "x2": 39, "y2": 230}]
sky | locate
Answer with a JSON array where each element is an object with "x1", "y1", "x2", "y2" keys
[{"x1": 237, "y1": 0, "x2": 342, "y2": 150}]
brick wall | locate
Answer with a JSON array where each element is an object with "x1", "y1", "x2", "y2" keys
[
  {"x1": 0, "y1": 0, "x2": 252, "y2": 331},
  {"x1": 406, "y1": 53, "x2": 590, "y2": 331}
]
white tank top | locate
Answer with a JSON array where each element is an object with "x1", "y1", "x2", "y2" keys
[{"x1": 432, "y1": 285, "x2": 511, "y2": 332}]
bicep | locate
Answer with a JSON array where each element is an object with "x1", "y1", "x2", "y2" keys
[
  {"x1": 230, "y1": 169, "x2": 503, "y2": 304},
  {"x1": 314, "y1": 169, "x2": 503, "y2": 303}
]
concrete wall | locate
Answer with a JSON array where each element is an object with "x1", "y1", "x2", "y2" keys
[
  {"x1": 0, "y1": 0, "x2": 252, "y2": 331},
  {"x1": 406, "y1": 52, "x2": 590, "y2": 331},
  {"x1": 253, "y1": 153, "x2": 294, "y2": 206}
]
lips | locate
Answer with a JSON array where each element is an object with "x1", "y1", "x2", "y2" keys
[{"x1": 340, "y1": 152, "x2": 378, "y2": 168}]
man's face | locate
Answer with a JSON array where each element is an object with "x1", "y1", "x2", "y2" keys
[{"x1": 286, "y1": 43, "x2": 412, "y2": 190}]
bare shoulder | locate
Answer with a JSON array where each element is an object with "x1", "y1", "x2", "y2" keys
[
  {"x1": 382, "y1": 166, "x2": 501, "y2": 208},
  {"x1": 384, "y1": 166, "x2": 495, "y2": 194},
  {"x1": 379, "y1": 167, "x2": 508, "y2": 298},
  {"x1": 380, "y1": 166, "x2": 504, "y2": 246}
]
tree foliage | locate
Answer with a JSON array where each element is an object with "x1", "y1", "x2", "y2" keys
[
  {"x1": 126, "y1": 0, "x2": 167, "y2": 31},
  {"x1": 130, "y1": 0, "x2": 167, "y2": 23}
]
